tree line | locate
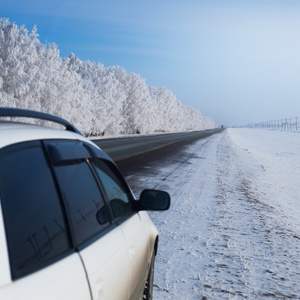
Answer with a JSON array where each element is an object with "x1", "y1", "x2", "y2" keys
[{"x1": 0, "y1": 18, "x2": 217, "y2": 136}]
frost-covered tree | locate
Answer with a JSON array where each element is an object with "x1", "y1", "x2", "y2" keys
[
  {"x1": 121, "y1": 73, "x2": 155, "y2": 134},
  {"x1": 0, "y1": 18, "x2": 217, "y2": 135}
]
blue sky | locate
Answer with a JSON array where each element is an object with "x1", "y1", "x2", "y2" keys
[{"x1": 2, "y1": 0, "x2": 300, "y2": 126}]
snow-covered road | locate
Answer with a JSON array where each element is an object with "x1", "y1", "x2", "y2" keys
[{"x1": 126, "y1": 128, "x2": 300, "y2": 299}]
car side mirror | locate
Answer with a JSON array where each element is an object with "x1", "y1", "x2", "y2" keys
[
  {"x1": 137, "y1": 189, "x2": 171, "y2": 211},
  {"x1": 96, "y1": 206, "x2": 110, "y2": 225}
]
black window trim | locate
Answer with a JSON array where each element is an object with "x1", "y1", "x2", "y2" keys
[
  {"x1": 43, "y1": 139, "x2": 117, "y2": 248},
  {"x1": 41, "y1": 141, "x2": 75, "y2": 248},
  {"x1": 83, "y1": 141, "x2": 137, "y2": 225}
]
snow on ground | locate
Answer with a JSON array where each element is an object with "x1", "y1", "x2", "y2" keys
[{"x1": 126, "y1": 128, "x2": 300, "y2": 299}]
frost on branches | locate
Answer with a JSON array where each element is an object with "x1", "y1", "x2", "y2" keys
[{"x1": 0, "y1": 18, "x2": 217, "y2": 136}]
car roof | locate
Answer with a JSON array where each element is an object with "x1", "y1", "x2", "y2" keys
[{"x1": 0, "y1": 121, "x2": 93, "y2": 150}]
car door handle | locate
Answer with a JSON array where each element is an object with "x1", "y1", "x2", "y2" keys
[{"x1": 129, "y1": 246, "x2": 136, "y2": 260}]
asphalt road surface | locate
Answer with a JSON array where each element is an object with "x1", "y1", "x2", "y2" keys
[
  {"x1": 92, "y1": 128, "x2": 223, "y2": 161},
  {"x1": 92, "y1": 128, "x2": 223, "y2": 175}
]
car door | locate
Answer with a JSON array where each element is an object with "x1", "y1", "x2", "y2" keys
[
  {"x1": 45, "y1": 140, "x2": 131, "y2": 300},
  {"x1": 79, "y1": 225, "x2": 131, "y2": 300},
  {"x1": 91, "y1": 158, "x2": 154, "y2": 299},
  {"x1": 0, "y1": 141, "x2": 91, "y2": 299},
  {"x1": 119, "y1": 211, "x2": 156, "y2": 299},
  {"x1": 0, "y1": 250, "x2": 92, "y2": 300}
]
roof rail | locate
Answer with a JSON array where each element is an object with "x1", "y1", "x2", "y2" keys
[{"x1": 0, "y1": 107, "x2": 83, "y2": 135}]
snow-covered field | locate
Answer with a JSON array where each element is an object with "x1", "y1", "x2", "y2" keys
[{"x1": 126, "y1": 128, "x2": 300, "y2": 299}]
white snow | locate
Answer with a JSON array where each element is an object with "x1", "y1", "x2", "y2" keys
[{"x1": 126, "y1": 128, "x2": 300, "y2": 299}]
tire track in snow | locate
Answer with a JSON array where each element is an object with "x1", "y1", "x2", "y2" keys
[
  {"x1": 152, "y1": 138, "x2": 216, "y2": 297},
  {"x1": 127, "y1": 133, "x2": 225, "y2": 299}
]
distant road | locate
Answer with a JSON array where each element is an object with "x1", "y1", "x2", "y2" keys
[{"x1": 92, "y1": 128, "x2": 223, "y2": 161}]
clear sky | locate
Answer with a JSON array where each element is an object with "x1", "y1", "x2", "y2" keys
[{"x1": 2, "y1": 0, "x2": 300, "y2": 126}]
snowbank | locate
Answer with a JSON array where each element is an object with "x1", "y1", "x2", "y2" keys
[
  {"x1": 126, "y1": 128, "x2": 300, "y2": 299},
  {"x1": 228, "y1": 128, "x2": 300, "y2": 228}
]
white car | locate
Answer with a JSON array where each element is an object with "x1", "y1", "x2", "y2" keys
[{"x1": 0, "y1": 108, "x2": 170, "y2": 300}]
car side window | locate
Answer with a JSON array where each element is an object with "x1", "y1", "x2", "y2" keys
[
  {"x1": 53, "y1": 159, "x2": 110, "y2": 246},
  {"x1": 0, "y1": 142, "x2": 71, "y2": 279},
  {"x1": 92, "y1": 159, "x2": 134, "y2": 221}
]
